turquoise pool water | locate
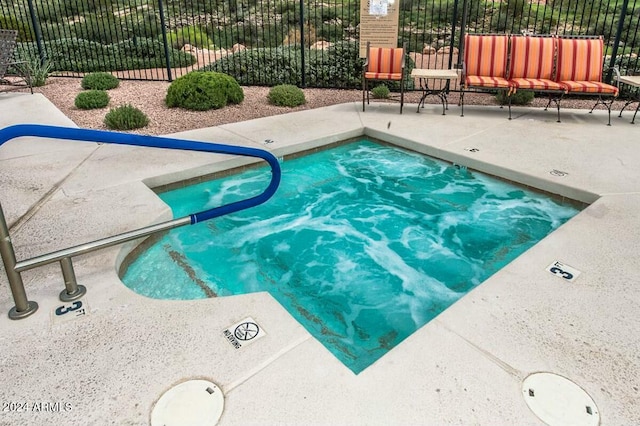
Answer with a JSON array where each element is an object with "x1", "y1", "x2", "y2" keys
[{"x1": 122, "y1": 139, "x2": 580, "y2": 373}]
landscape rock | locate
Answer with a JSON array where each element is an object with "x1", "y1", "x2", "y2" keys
[
  {"x1": 422, "y1": 44, "x2": 436, "y2": 55},
  {"x1": 232, "y1": 43, "x2": 247, "y2": 53},
  {"x1": 311, "y1": 41, "x2": 332, "y2": 50}
]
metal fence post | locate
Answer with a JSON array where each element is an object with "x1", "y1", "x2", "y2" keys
[
  {"x1": 457, "y1": 0, "x2": 469, "y2": 70},
  {"x1": 26, "y1": 0, "x2": 45, "y2": 62},
  {"x1": 448, "y1": 0, "x2": 460, "y2": 70},
  {"x1": 299, "y1": 0, "x2": 306, "y2": 87},
  {"x1": 0, "y1": 203, "x2": 38, "y2": 320},
  {"x1": 606, "y1": 0, "x2": 629, "y2": 84},
  {"x1": 157, "y1": 0, "x2": 173, "y2": 82}
]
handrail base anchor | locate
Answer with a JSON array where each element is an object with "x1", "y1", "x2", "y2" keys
[
  {"x1": 60, "y1": 285, "x2": 86, "y2": 302},
  {"x1": 8, "y1": 301, "x2": 38, "y2": 320}
]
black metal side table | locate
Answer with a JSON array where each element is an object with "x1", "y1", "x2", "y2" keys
[{"x1": 411, "y1": 69, "x2": 460, "y2": 115}]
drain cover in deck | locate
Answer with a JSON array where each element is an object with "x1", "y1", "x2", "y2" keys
[
  {"x1": 522, "y1": 372, "x2": 599, "y2": 426},
  {"x1": 151, "y1": 379, "x2": 224, "y2": 426}
]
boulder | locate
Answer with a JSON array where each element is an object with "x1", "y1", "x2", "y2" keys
[
  {"x1": 231, "y1": 43, "x2": 246, "y2": 53},
  {"x1": 311, "y1": 40, "x2": 332, "y2": 50},
  {"x1": 181, "y1": 43, "x2": 196, "y2": 53},
  {"x1": 213, "y1": 48, "x2": 229, "y2": 59},
  {"x1": 422, "y1": 44, "x2": 436, "y2": 55},
  {"x1": 437, "y1": 46, "x2": 459, "y2": 54}
]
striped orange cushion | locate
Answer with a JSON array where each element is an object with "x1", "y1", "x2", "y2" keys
[
  {"x1": 464, "y1": 35, "x2": 508, "y2": 78},
  {"x1": 465, "y1": 75, "x2": 512, "y2": 89},
  {"x1": 562, "y1": 80, "x2": 619, "y2": 95},
  {"x1": 364, "y1": 72, "x2": 402, "y2": 80},
  {"x1": 510, "y1": 78, "x2": 566, "y2": 92},
  {"x1": 508, "y1": 36, "x2": 555, "y2": 80},
  {"x1": 367, "y1": 47, "x2": 404, "y2": 75},
  {"x1": 556, "y1": 37, "x2": 605, "y2": 82}
]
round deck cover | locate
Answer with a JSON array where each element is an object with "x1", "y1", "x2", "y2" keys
[
  {"x1": 151, "y1": 379, "x2": 224, "y2": 426},
  {"x1": 522, "y1": 372, "x2": 599, "y2": 426}
]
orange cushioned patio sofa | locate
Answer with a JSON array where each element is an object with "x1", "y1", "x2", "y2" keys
[{"x1": 461, "y1": 33, "x2": 620, "y2": 125}]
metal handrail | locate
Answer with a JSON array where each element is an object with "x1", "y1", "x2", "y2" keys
[{"x1": 0, "y1": 124, "x2": 282, "y2": 320}]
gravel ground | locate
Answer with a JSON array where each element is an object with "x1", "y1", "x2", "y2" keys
[{"x1": 31, "y1": 76, "x2": 629, "y2": 135}]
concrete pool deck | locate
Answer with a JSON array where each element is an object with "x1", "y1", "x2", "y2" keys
[{"x1": 1, "y1": 92, "x2": 639, "y2": 425}]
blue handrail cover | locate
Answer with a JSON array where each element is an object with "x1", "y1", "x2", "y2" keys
[{"x1": 0, "y1": 124, "x2": 281, "y2": 224}]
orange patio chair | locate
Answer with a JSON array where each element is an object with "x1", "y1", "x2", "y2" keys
[
  {"x1": 461, "y1": 34, "x2": 511, "y2": 117},
  {"x1": 362, "y1": 42, "x2": 406, "y2": 113},
  {"x1": 555, "y1": 36, "x2": 619, "y2": 125},
  {"x1": 508, "y1": 34, "x2": 566, "y2": 121}
]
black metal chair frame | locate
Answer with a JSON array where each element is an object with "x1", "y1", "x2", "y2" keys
[{"x1": 0, "y1": 29, "x2": 33, "y2": 94}]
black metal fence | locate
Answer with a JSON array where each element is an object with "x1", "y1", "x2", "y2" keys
[{"x1": 1, "y1": 0, "x2": 638, "y2": 88}]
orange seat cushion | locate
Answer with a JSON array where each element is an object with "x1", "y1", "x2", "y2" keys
[
  {"x1": 365, "y1": 47, "x2": 404, "y2": 80},
  {"x1": 364, "y1": 72, "x2": 402, "y2": 80},
  {"x1": 465, "y1": 75, "x2": 512, "y2": 89},
  {"x1": 508, "y1": 36, "x2": 556, "y2": 80},
  {"x1": 510, "y1": 78, "x2": 566, "y2": 92},
  {"x1": 464, "y1": 35, "x2": 509, "y2": 78},
  {"x1": 560, "y1": 80, "x2": 619, "y2": 95}
]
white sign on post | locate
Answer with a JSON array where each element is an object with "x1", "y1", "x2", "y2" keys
[{"x1": 359, "y1": 0, "x2": 400, "y2": 57}]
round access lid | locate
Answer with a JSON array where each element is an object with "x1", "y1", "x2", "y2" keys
[
  {"x1": 151, "y1": 379, "x2": 224, "y2": 426},
  {"x1": 522, "y1": 372, "x2": 599, "y2": 426}
]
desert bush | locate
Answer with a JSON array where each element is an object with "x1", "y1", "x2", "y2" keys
[
  {"x1": 371, "y1": 84, "x2": 390, "y2": 99},
  {"x1": 203, "y1": 46, "x2": 305, "y2": 86},
  {"x1": 268, "y1": 84, "x2": 306, "y2": 107},
  {"x1": 38, "y1": 0, "x2": 114, "y2": 19},
  {"x1": 0, "y1": 15, "x2": 33, "y2": 42},
  {"x1": 74, "y1": 90, "x2": 110, "y2": 109},
  {"x1": 167, "y1": 26, "x2": 214, "y2": 49},
  {"x1": 81, "y1": 72, "x2": 120, "y2": 90},
  {"x1": 14, "y1": 53, "x2": 53, "y2": 87},
  {"x1": 104, "y1": 104, "x2": 149, "y2": 130},
  {"x1": 15, "y1": 38, "x2": 196, "y2": 73},
  {"x1": 72, "y1": 13, "x2": 126, "y2": 44},
  {"x1": 283, "y1": 24, "x2": 318, "y2": 48},
  {"x1": 496, "y1": 89, "x2": 535, "y2": 105},
  {"x1": 165, "y1": 71, "x2": 244, "y2": 110},
  {"x1": 130, "y1": 12, "x2": 163, "y2": 39},
  {"x1": 311, "y1": 40, "x2": 365, "y2": 88},
  {"x1": 204, "y1": 41, "x2": 414, "y2": 90}
]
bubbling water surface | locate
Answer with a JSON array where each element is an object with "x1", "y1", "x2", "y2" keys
[{"x1": 123, "y1": 140, "x2": 580, "y2": 373}]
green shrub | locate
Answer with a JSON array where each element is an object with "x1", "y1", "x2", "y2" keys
[
  {"x1": 165, "y1": 71, "x2": 244, "y2": 111},
  {"x1": 496, "y1": 89, "x2": 535, "y2": 105},
  {"x1": 131, "y1": 12, "x2": 163, "y2": 39},
  {"x1": 371, "y1": 84, "x2": 390, "y2": 99},
  {"x1": 72, "y1": 13, "x2": 126, "y2": 44},
  {"x1": 0, "y1": 15, "x2": 34, "y2": 42},
  {"x1": 202, "y1": 41, "x2": 414, "y2": 90},
  {"x1": 167, "y1": 25, "x2": 214, "y2": 49},
  {"x1": 268, "y1": 84, "x2": 306, "y2": 107},
  {"x1": 39, "y1": 0, "x2": 106, "y2": 19},
  {"x1": 202, "y1": 46, "x2": 305, "y2": 86},
  {"x1": 14, "y1": 53, "x2": 53, "y2": 87},
  {"x1": 15, "y1": 38, "x2": 196, "y2": 73},
  {"x1": 312, "y1": 41, "x2": 365, "y2": 88},
  {"x1": 81, "y1": 72, "x2": 120, "y2": 90},
  {"x1": 104, "y1": 104, "x2": 149, "y2": 130},
  {"x1": 74, "y1": 90, "x2": 110, "y2": 109}
]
